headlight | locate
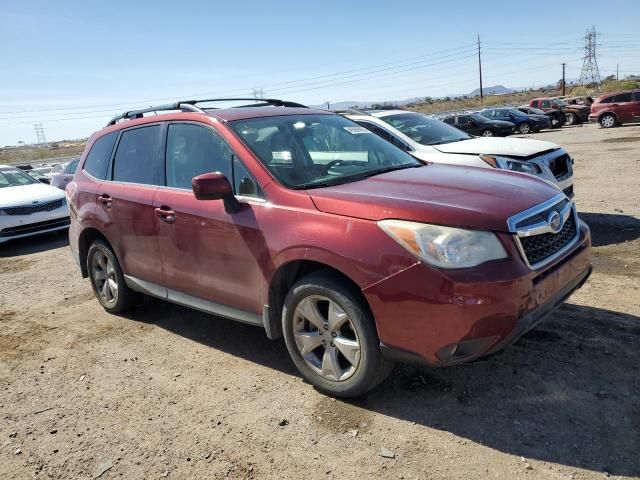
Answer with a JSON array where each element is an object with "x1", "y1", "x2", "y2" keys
[
  {"x1": 480, "y1": 155, "x2": 541, "y2": 174},
  {"x1": 378, "y1": 220, "x2": 507, "y2": 269}
]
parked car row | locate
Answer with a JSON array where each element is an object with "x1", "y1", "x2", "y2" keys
[{"x1": 52, "y1": 97, "x2": 591, "y2": 397}]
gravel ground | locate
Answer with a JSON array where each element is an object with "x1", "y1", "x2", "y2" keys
[{"x1": 1, "y1": 123, "x2": 639, "y2": 480}]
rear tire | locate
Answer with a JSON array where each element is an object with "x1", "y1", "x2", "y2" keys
[
  {"x1": 282, "y1": 271, "x2": 393, "y2": 398},
  {"x1": 518, "y1": 122, "x2": 531, "y2": 134},
  {"x1": 599, "y1": 113, "x2": 617, "y2": 128},
  {"x1": 564, "y1": 112, "x2": 577, "y2": 126},
  {"x1": 480, "y1": 129, "x2": 494, "y2": 137},
  {"x1": 87, "y1": 240, "x2": 139, "y2": 314}
]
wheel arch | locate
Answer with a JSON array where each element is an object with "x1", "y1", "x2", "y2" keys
[
  {"x1": 77, "y1": 227, "x2": 115, "y2": 278},
  {"x1": 598, "y1": 110, "x2": 618, "y2": 121},
  {"x1": 265, "y1": 259, "x2": 374, "y2": 340}
]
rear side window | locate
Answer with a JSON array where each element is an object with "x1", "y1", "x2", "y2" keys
[
  {"x1": 165, "y1": 123, "x2": 233, "y2": 189},
  {"x1": 600, "y1": 95, "x2": 614, "y2": 103},
  {"x1": 83, "y1": 132, "x2": 118, "y2": 180},
  {"x1": 112, "y1": 125, "x2": 162, "y2": 185},
  {"x1": 613, "y1": 92, "x2": 632, "y2": 102},
  {"x1": 541, "y1": 100, "x2": 551, "y2": 109},
  {"x1": 634, "y1": 91, "x2": 640, "y2": 101}
]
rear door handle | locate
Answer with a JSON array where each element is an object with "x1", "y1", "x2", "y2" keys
[
  {"x1": 155, "y1": 206, "x2": 176, "y2": 223},
  {"x1": 98, "y1": 194, "x2": 112, "y2": 208}
]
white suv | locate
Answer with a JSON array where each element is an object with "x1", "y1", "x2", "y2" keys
[{"x1": 341, "y1": 110, "x2": 574, "y2": 198}]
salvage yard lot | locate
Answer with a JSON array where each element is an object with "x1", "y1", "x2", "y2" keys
[{"x1": 1, "y1": 124, "x2": 639, "y2": 479}]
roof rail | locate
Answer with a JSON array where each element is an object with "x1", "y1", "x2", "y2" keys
[
  {"x1": 106, "y1": 102, "x2": 204, "y2": 126},
  {"x1": 106, "y1": 98, "x2": 308, "y2": 126},
  {"x1": 330, "y1": 108, "x2": 370, "y2": 116}
]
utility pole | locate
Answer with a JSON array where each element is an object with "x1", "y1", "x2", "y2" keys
[
  {"x1": 477, "y1": 34, "x2": 483, "y2": 104},
  {"x1": 562, "y1": 63, "x2": 566, "y2": 96},
  {"x1": 616, "y1": 63, "x2": 619, "y2": 81},
  {"x1": 579, "y1": 26, "x2": 602, "y2": 92}
]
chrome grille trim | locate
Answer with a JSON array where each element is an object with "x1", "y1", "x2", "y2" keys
[{"x1": 507, "y1": 194, "x2": 581, "y2": 270}]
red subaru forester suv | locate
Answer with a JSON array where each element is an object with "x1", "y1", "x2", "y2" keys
[{"x1": 67, "y1": 98, "x2": 592, "y2": 397}]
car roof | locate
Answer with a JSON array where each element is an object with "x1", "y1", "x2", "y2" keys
[
  {"x1": 207, "y1": 106, "x2": 330, "y2": 122},
  {"x1": 369, "y1": 109, "x2": 414, "y2": 118}
]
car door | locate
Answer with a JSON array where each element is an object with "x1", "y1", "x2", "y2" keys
[
  {"x1": 457, "y1": 115, "x2": 478, "y2": 135},
  {"x1": 612, "y1": 92, "x2": 634, "y2": 122},
  {"x1": 633, "y1": 91, "x2": 640, "y2": 120},
  {"x1": 153, "y1": 121, "x2": 265, "y2": 315},
  {"x1": 100, "y1": 123, "x2": 165, "y2": 285}
]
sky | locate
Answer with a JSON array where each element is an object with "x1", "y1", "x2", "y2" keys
[{"x1": 1, "y1": 0, "x2": 639, "y2": 146}]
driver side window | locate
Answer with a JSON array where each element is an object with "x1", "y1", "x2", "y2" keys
[{"x1": 166, "y1": 123, "x2": 232, "y2": 189}]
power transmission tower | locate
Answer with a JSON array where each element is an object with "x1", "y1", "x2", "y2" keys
[
  {"x1": 251, "y1": 88, "x2": 265, "y2": 100},
  {"x1": 579, "y1": 26, "x2": 601, "y2": 92},
  {"x1": 33, "y1": 122, "x2": 47, "y2": 147}
]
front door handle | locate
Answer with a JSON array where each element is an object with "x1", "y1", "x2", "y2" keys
[
  {"x1": 155, "y1": 206, "x2": 176, "y2": 223},
  {"x1": 98, "y1": 193, "x2": 112, "y2": 208}
]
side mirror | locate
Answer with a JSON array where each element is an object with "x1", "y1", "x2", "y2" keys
[{"x1": 192, "y1": 172, "x2": 241, "y2": 214}]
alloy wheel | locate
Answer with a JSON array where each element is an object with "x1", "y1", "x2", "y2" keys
[
  {"x1": 519, "y1": 123, "x2": 530, "y2": 134},
  {"x1": 292, "y1": 295, "x2": 361, "y2": 381},
  {"x1": 91, "y1": 250, "x2": 118, "y2": 305},
  {"x1": 564, "y1": 113, "x2": 576, "y2": 125},
  {"x1": 601, "y1": 115, "x2": 615, "y2": 128},
  {"x1": 481, "y1": 129, "x2": 494, "y2": 137}
]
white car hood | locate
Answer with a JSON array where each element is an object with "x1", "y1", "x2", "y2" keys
[
  {"x1": 432, "y1": 137, "x2": 559, "y2": 157},
  {"x1": 0, "y1": 183, "x2": 66, "y2": 208}
]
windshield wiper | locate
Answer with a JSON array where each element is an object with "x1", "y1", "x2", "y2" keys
[{"x1": 299, "y1": 163, "x2": 421, "y2": 189}]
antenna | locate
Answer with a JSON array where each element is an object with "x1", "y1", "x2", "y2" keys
[{"x1": 579, "y1": 26, "x2": 601, "y2": 92}]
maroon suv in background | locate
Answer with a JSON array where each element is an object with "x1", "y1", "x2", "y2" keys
[
  {"x1": 67, "y1": 98, "x2": 592, "y2": 397},
  {"x1": 589, "y1": 89, "x2": 640, "y2": 128}
]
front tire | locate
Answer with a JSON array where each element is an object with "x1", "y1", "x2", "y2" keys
[
  {"x1": 599, "y1": 113, "x2": 617, "y2": 128},
  {"x1": 564, "y1": 112, "x2": 577, "y2": 126},
  {"x1": 518, "y1": 122, "x2": 531, "y2": 134},
  {"x1": 87, "y1": 240, "x2": 139, "y2": 314},
  {"x1": 480, "y1": 129, "x2": 494, "y2": 137},
  {"x1": 282, "y1": 271, "x2": 393, "y2": 398}
]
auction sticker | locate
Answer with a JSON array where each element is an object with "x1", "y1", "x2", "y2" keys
[{"x1": 343, "y1": 126, "x2": 371, "y2": 134}]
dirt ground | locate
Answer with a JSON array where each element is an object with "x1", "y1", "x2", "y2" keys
[{"x1": 1, "y1": 123, "x2": 639, "y2": 480}]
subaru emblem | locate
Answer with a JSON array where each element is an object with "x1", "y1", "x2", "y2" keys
[{"x1": 547, "y1": 211, "x2": 562, "y2": 233}]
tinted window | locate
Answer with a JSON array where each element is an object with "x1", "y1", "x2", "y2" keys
[
  {"x1": 531, "y1": 100, "x2": 539, "y2": 108},
  {"x1": 84, "y1": 131, "x2": 118, "y2": 180},
  {"x1": 541, "y1": 100, "x2": 551, "y2": 109},
  {"x1": 442, "y1": 117, "x2": 455, "y2": 125},
  {"x1": 457, "y1": 115, "x2": 471, "y2": 126},
  {"x1": 112, "y1": 125, "x2": 162, "y2": 185},
  {"x1": 66, "y1": 159, "x2": 79, "y2": 174},
  {"x1": 633, "y1": 91, "x2": 640, "y2": 102},
  {"x1": 233, "y1": 157, "x2": 262, "y2": 198},
  {"x1": 614, "y1": 92, "x2": 632, "y2": 102},
  {"x1": 357, "y1": 121, "x2": 393, "y2": 142},
  {"x1": 166, "y1": 123, "x2": 233, "y2": 189}
]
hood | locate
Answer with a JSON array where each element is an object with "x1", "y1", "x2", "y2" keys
[
  {"x1": 0, "y1": 182, "x2": 66, "y2": 208},
  {"x1": 432, "y1": 137, "x2": 559, "y2": 157},
  {"x1": 307, "y1": 164, "x2": 561, "y2": 232}
]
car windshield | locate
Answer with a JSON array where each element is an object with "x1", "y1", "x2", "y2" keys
[
  {"x1": 229, "y1": 114, "x2": 421, "y2": 189},
  {"x1": 0, "y1": 169, "x2": 39, "y2": 188},
  {"x1": 469, "y1": 114, "x2": 490, "y2": 123},
  {"x1": 380, "y1": 113, "x2": 471, "y2": 145}
]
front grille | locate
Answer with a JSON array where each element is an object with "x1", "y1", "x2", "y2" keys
[
  {"x1": 0, "y1": 217, "x2": 70, "y2": 237},
  {"x1": 548, "y1": 154, "x2": 570, "y2": 180},
  {"x1": 519, "y1": 214, "x2": 577, "y2": 266},
  {"x1": 2, "y1": 199, "x2": 65, "y2": 216}
]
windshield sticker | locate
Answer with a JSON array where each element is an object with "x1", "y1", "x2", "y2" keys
[{"x1": 343, "y1": 126, "x2": 371, "y2": 135}]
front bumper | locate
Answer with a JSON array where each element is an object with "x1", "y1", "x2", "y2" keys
[
  {"x1": 0, "y1": 206, "x2": 70, "y2": 244},
  {"x1": 365, "y1": 221, "x2": 591, "y2": 366},
  {"x1": 588, "y1": 115, "x2": 599, "y2": 124}
]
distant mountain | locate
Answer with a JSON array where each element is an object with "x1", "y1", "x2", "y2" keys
[
  {"x1": 469, "y1": 85, "x2": 514, "y2": 96},
  {"x1": 311, "y1": 97, "x2": 424, "y2": 111}
]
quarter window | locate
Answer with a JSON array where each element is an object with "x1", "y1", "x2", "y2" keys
[
  {"x1": 83, "y1": 131, "x2": 118, "y2": 180},
  {"x1": 166, "y1": 123, "x2": 233, "y2": 189},
  {"x1": 112, "y1": 125, "x2": 162, "y2": 185},
  {"x1": 233, "y1": 157, "x2": 262, "y2": 198}
]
